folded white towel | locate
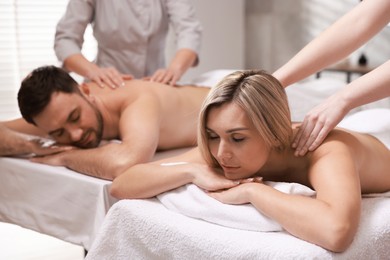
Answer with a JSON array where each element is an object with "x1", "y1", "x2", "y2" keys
[{"x1": 157, "y1": 182, "x2": 315, "y2": 232}]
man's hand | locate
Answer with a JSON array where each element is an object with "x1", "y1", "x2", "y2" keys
[
  {"x1": 30, "y1": 138, "x2": 74, "y2": 157},
  {"x1": 30, "y1": 146, "x2": 76, "y2": 166},
  {"x1": 86, "y1": 66, "x2": 133, "y2": 89}
]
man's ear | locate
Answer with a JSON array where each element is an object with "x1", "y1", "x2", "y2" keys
[
  {"x1": 80, "y1": 83, "x2": 95, "y2": 102},
  {"x1": 80, "y1": 83, "x2": 90, "y2": 95}
]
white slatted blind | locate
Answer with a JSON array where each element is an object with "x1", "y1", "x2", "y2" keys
[{"x1": 0, "y1": 0, "x2": 96, "y2": 120}]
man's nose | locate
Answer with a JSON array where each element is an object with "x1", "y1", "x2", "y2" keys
[{"x1": 68, "y1": 127, "x2": 83, "y2": 142}]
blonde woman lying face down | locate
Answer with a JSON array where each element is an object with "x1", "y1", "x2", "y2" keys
[{"x1": 111, "y1": 70, "x2": 390, "y2": 252}]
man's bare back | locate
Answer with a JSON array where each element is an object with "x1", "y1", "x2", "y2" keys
[
  {"x1": 87, "y1": 79, "x2": 210, "y2": 149},
  {"x1": 0, "y1": 65, "x2": 211, "y2": 179}
]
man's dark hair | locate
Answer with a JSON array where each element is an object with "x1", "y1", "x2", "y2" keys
[{"x1": 18, "y1": 65, "x2": 81, "y2": 125}]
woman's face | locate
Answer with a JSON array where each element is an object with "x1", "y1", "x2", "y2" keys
[{"x1": 206, "y1": 102, "x2": 271, "y2": 180}]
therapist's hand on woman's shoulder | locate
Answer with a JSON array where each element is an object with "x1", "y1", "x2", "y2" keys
[{"x1": 292, "y1": 94, "x2": 348, "y2": 156}]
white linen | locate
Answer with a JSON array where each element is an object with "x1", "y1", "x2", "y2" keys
[
  {"x1": 157, "y1": 182, "x2": 315, "y2": 232},
  {"x1": 0, "y1": 148, "x2": 190, "y2": 250},
  {"x1": 0, "y1": 157, "x2": 117, "y2": 250},
  {"x1": 85, "y1": 195, "x2": 390, "y2": 260}
]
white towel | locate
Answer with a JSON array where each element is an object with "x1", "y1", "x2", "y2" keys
[
  {"x1": 157, "y1": 182, "x2": 315, "y2": 232},
  {"x1": 86, "y1": 195, "x2": 390, "y2": 260}
]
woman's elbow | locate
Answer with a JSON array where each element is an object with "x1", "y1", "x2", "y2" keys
[{"x1": 322, "y1": 220, "x2": 356, "y2": 252}]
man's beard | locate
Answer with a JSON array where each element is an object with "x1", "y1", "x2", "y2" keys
[{"x1": 74, "y1": 102, "x2": 104, "y2": 149}]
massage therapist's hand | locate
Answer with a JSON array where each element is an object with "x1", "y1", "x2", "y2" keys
[
  {"x1": 86, "y1": 66, "x2": 133, "y2": 89},
  {"x1": 293, "y1": 94, "x2": 348, "y2": 156},
  {"x1": 208, "y1": 181, "x2": 262, "y2": 205},
  {"x1": 149, "y1": 49, "x2": 198, "y2": 86},
  {"x1": 191, "y1": 164, "x2": 240, "y2": 191},
  {"x1": 149, "y1": 67, "x2": 184, "y2": 86}
]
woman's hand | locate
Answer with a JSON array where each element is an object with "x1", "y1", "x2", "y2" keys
[
  {"x1": 190, "y1": 164, "x2": 240, "y2": 191},
  {"x1": 292, "y1": 94, "x2": 348, "y2": 156},
  {"x1": 208, "y1": 182, "x2": 262, "y2": 205}
]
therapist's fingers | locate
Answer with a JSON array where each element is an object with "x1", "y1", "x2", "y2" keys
[
  {"x1": 293, "y1": 120, "x2": 315, "y2": 156},
  {"x1": 150, "y1": 69, "x2": 166, "y2": 83},
  {"x1": 169, "y1": 73, "x2": 181, "y2": 86},
  {"x1": 100, "y1": 68, "x2": 123, "y2": 89},
  {"x1": 89, "y1": 67, "x2": 125, "y2": 89},
  {"x1": 296, "y1": 122, "x2": 323, "y2": 156},
  {"x1": 161, "y1": 71, "x2": 174, "y2": 85},
  {"x1": 292, "y1": 119, "x2": 310, "y2": 148},
  {"x1": 308, "y1": 125, "x2": 333, "y2": 152}
]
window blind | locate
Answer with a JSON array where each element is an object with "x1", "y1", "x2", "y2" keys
[{"x1": 0, "y1": 0, "x2": 96, "y2": 120}]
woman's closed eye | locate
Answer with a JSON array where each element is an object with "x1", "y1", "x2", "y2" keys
[
  {"x1": 207, "y1": 132, "x2": 219, "y2": 140},
  {"x1": 231, "y1": 134, "x2": 245, "y2": 143},
  {"x1": 232, "y1": 136, "x2": 245, "y2": 142}
]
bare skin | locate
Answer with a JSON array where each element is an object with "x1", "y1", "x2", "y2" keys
[
  {"x1": 1, "y1": 80, "x2": 209, "y2": 180},
  {"x1": 111, "y1": 102, "x2": 390, "y2": 252}
]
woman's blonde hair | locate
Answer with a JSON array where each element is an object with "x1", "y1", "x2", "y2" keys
[{"x1": 198, "y1": 70, "x2": 292, "y2": 168}]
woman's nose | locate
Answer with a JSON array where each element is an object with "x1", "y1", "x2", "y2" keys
[{"x1": 217, "y1": 141, "x2": 232, "y2": 161}]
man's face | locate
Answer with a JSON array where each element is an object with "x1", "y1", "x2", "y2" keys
[{"x1": 33, "y1": 91, "x2": 104, "y2": 149}]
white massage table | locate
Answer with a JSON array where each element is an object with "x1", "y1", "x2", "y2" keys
[
  {"x1": 85, "y1": 195, "x2": 390, "y2": 260},
  {"x1": 0, "y1": 148, "x2": 189, "y2": 251},
  {"x1": 0, "y1": 157, "x2": 116, "y2": 251},
  {"x1": 84, "y1": 71, "x2": 390, "y2": 259},
  {"x1": 0, "y1": 70, "x2": 389, "y2": 256}
]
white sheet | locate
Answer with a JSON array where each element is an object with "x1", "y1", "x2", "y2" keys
[
  {"x1": 0, "y1": 148, "x2": 190, "y2": 250},
  {"x1": 0, "y1": 157, "x2": 116, "y2": 250},
  {"x1": 85, "y1": 195, "x2": 390, "y2": 260}
]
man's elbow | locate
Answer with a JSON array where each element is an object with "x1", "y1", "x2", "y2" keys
[
  {"x1": 109, "y1": 154, "x2": 152, "y2": 179},
  {"x1": 109, "y1": 180, "x2": 126, "y2": 199}
]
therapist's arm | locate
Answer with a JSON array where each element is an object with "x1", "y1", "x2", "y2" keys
[
  {"x1": 292, "y1": 59, "x2": 390, "y2": 156},
  {"x1": 273, "y1": 0, "x2": 390, "y2": 87},
  {"x1": 150, "y1": 0, "x2": 202, "y2": 85}
]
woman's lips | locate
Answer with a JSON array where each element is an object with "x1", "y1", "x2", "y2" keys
[{"x1": 220, "y1": 164, "x2": 240, "y2": 171}]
